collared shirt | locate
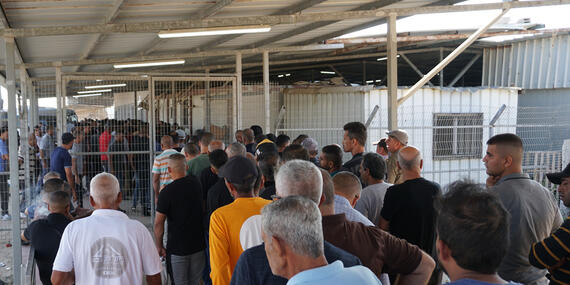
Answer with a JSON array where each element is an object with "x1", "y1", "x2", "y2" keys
[
  {"x1": 334, "y1": 195, "x2": 374, "y2": 226},
  {"x1": 355, "y1": 182, "x2": 392, "y2": 225},
  {"x1": 209, "y1": 197, "x2": 271, "y2": 285},
  {"x1": 492, "y1": 173, "x2": 562, "y2": 284},
  {"x1": 230, "y1": 241, "x2": 361, "y2": 285},
  {"x1": 50, "y1": 146, "x2": 72, "y2": 182},
  {"x1": 287, "y1": 260, "x2": 381, "y2": 285},
  {"x1": 53, "y1": 209, "x2": 162, "y2": 285},
  {"x1": 386, "y1": 151, "x2": 403, "y2": 184},
  {"x1": 530, "y1": 217, "x2": 570, "y2": 285},
  {"x1": 322, "y1": 213, "x2": 422, "y2": 277},
  {"x1": 0, "y1": 138, "x2": 7, "y2": 172},
  {"x1": 152, "y1": 148, "x2": 180, "y2": 190},
  {"x1": 24, "y1": 213, "x2": 71, "y2": 285}
]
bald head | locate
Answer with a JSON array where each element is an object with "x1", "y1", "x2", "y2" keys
[
  {"x1": 332, "y1": 172, "x2": 362, "y2": 201},
  {"x1": 90, "y1": 173, "x2": 121, "y2": 207},
  {"x1": 397, "y1": 146, "x2": 422, "y2": 171},
  {"x1": 168, "y1": 153, "x2": 187, "y2": 176},
  {"x1": 275, "y1": 160, "x2": 323, "y2": 203},
  {"x1": 208, "y1": 140, "x2": 225, "y2": 153}
]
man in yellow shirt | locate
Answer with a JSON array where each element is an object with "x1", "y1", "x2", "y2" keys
[{"x1": 209, "y1": 156, "x2": 270, "y2": 285}]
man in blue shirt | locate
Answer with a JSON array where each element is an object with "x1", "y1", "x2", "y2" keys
[
  {"x1": 436, "y1": 180, "x2": 520, "y2": 285},
  {"x1": 0, "y1": 127, "x2": 9, "y2": 219},
  {"x1": 50, "y1": 133, "x2": 77, "y2": 202},
  {"x1": 261, "y1": 196, "x2": 381, "y2": 285}
]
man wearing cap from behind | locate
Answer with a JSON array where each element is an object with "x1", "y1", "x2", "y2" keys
[
  {"x1": 385, "y1": 129, "x2": 408, "y2": 184},
  {"x1": 50, "y1": 132, "x2": 77, "y2": 203},
  {"x1": 209, "y1": 156, "x2": 271, "y2": 285},
  {"x1": 530, "y1": 162, "x2": 570, "y2": 285}
]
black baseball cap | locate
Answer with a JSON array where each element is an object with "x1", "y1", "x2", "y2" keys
[
  {"x1": 546, "y1": 163, "x2": 570, "y2": 185},
  {"x1": 62, "y1": 132, "x2": 75, "y2": 144},
  {"x1": 218, "y1": 156, "x2": 258, "y2": 185}
]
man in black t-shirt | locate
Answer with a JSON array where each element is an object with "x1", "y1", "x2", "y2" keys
[
  {"x1": 340, "y1": 122, "x2": 367, "y2": 180},
  {"x1": 155, "y1": 153, "x2": 205, "y2": 285},
  {"x1": 22, "y1": 191, "x2": 71, "y2": 285},
  {"x1": 379, "y1": 146, "x2": 440, "y2": 254}
]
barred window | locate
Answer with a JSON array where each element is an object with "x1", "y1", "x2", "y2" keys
[{"x1": 433, "y1": 113, "x2": 483, "y2": 159}]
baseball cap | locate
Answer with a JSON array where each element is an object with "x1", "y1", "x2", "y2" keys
[
  {"x1": 175, "y1": 129, "x2": 186, "y2": 140},
  {"x1": 62, "y1": 132, "x2": 75, "y2": 144},
  {"x1": 218, "y1": 156, "x2": 259, "y2": 185},
  {"x1": 301, "y1": 137, "x2": 318, "y2": 152},
  {"x1": 256, "y1": 139, "x2": 278, "y2": 157},
  {"x1": 385, "y1": 130, "x2": 408, "y2": 145},
  {"x1": 546, "y1": 163, "x2": 570, "y2": 185}
]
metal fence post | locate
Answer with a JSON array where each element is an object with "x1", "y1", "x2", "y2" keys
[
  {"x1": 489, "y1": 104, "x2": 507, "y2": 138},
  {"x1": 5, "y1": 34, "x2": 22, "y2": 285},
  {"x1": 20, "y1": 68, "x2": 31, "y2": 210}
]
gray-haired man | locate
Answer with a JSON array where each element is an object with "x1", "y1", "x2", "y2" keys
[{"x1": 262, "y1": 196, "x2": 381, "y2": 285}]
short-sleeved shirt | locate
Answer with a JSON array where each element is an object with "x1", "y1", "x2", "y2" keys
[
  {"x1": 24, "y1": 213, "x2": 71, "y2": 285},
  {"x1": 50, "y1": 146, "x2": 72, "y2": 182},
  {"x1": 40, "y1": 134, "x2": 56, "y2": 161},
  {"x1": 0, "y1": 138, "x2": 8, "y2": 172},
  {"x1": 530, "y1": 217, "x2": 570, "y2": 285},
  {"x1": 230, "y1": 241, "x2": 362, "y2": 285},
  {"x1": 492, "y1": 173, "x2": 562, "y2": 284},
  {"x1": 287, "y1": 260, "x2": 381, "y2": 285},
  {"x1": 380, "y1": 177, "x2": 441, "y2": 254},
  {"x1": 157, "y1": 175, "x2": 205, "y2": 256},
  {"x1": 99, "y1": 131, "x2": 112, "y2": 161},
  {"x1": 52, "y1": 209, "x2": 162, "y2": 285},
  {"x1": 108, "y1": 139, "x2": 128, "y2": 172},
  {"x1": 341, "y1": 152, "x2": 363, "y2": 178},
  {"x1": 152, "y1": 148, "x2": 180, "y2": 190},
  {"x1": 334, "y1": 195, "x2": 374, "y2": 226},
  {"x1": 209, "y1": 197, "x2": 271, "y2": 285},
  {"x1": 355, "y1": 182, "x2": 392, "y2": 225},
  {"x1": 70, "y1": 142, "x2": 84, "y2": 175},
  {"x1": 322, "y1": 213, "x2": 422, "y2": 277},
  {"x1": 187, "y1": 153, "x2": 210, "y2": 177}
]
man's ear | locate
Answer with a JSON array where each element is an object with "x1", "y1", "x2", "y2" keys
[
  {"x1": 437, "y1": 239, "x2": 451, "y2": 261},
  {"x1": 318, "y1": 194, "x2": 326, "y2": 207},
  {"x1": 419, "y1": 159, "x2": 424, "y2": 170},
  {"x1": 504, "y1": 155, "x2": 513, "y2": 168},
  {"x1": 272, "y1": 235, "x2": 287, "y2": 259},
  {"x1": 89, "y1": 196, "x2": 96, "y2": 208},
  {"x1": 225, "y1": 180, "x2": 237, "y2": 199}
]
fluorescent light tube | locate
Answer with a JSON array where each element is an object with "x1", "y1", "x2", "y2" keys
[
  {"x1": 74, "y1": 93, "x2": 103, "y2": 98},
  {"x1": 320, "y1": 71, "x2": 336, "y2": 75},
  {"x1": 77, "y1": 89, "x2": 112, "y2": 94},
  {"x1": 85, "y1": 83, "x2": 126, "y2": 89},
  {"x1": 366, "y1": 80, "x2": 374, "y2": 84},
  {"x1": 278, "y1": 75, "x2": 284, "y2": 78},
  {"x1": 377, "y1": 55, "x2": 400, "y2": 61},
  {"x1": 158, "y1": 25, "x2": 271, "y2": 38},
  {"x1": 114, "y1": 60, "x2": 185, "y2": 69}
]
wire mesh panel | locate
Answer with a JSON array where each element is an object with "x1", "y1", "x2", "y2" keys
[
  {"x1": 241, "y1": 82, "x2": 282, "y2": 133},
  {"x1": 152, "y1": 76, "x2": 236, "y2": 145},
  {"x1": 61, "y1": 75, "x2": 154, "y2": 225}
]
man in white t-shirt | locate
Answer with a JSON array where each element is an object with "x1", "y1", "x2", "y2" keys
[
  {"x1": 51, "y1": 173, "x2": 162, "y2": 285},
  {"x1": 355, "y1": 152, "x2": 392, "y2": 226}
]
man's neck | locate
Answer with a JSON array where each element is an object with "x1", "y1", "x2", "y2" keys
[
  {"x1": 366, "y1": 178, "x2": 384, "y2": 186},
  {"x1": 319, "y1": 205, "x2": 335, "y2": 216},
  {"x1": 328, "y1": 167, "x2": 340, "y2": 174},
  {"x1": 234, "y1": 191, "x2": 255, "y2": 198},
  {"x1": 285, "y1": 254, "x2": 328, "y2": 280},
  {"x1": 498, "y1": 167, "x2": 523, "y2": 180},
  {"x1": 170, "y1": 172, "x2": 186, "y2": 181},
  {"x1": 402, "y1": 170, "x2": 421, "y2": 181},
  {"x1": 351, "y1": 146, "x2": 364, "y2": 156}
]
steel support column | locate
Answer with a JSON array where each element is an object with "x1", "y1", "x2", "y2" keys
[
  {"x1": 19, "y1": 67, "x2": 30, "y2": 208},
  {"x1": 55, "y1": 64, "x2": 63, "y2": 145},
  {"x1": 236, "y1": 53, "x2": 243, "y2": 130},
  {"x1": 263, "y1": 51, "x2": 270, "y2": 133},
  {"x1": 387, "y1": 12, "x2": 398, "y2": 130},
  {"x1": 4, "y1": 35, "x2": 22, "y2": 285}
]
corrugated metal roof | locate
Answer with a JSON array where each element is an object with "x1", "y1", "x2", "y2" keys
[{"x1": 0, "y1": 0, "x2": 468, "y2": 76}]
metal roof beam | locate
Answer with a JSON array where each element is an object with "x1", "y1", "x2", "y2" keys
[
  {"x1": 240, "y1": 0, "x2": 400, "y2": 49},
  {"x1": 0, "y1": 3, "x2": 28, "y2": 78},
  {"x1": 190, "y1": 0, "x2": 329, "y2": 55},
  {"x1": 75, "y1": 0, "x2": 125, "y2": 72},
  {"x1": 3, "y1": 0, "x2": 568, "y2": 38}
]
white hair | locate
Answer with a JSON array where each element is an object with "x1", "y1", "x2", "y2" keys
[
  {"x1": 43, "y1": 171, "x2": 61, "y2": 183},
  {"x1": 275, "y1": 160, "x2": 322, "y2": 203},
  {"x1": 90, "y1": 172, "x2": 120, "y2": 205},
  {"x1": 226, "y1": 142, "x2": 246, "y2": 158},
  {"x1": 262, "y1": 196, "x2": 324, "y2": 258}
]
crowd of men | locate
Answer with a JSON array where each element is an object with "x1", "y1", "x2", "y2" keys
[{"x1": 5, "y1": 119, "x2": 570, "y2": 285}]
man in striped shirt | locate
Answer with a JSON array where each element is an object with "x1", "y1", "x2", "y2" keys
[
  {"x1": 530, "y1": 163, "x2": 570, "y2": 285},
  {"x1": 152, "y1": 135, "x2": 179, "y2": 204}
]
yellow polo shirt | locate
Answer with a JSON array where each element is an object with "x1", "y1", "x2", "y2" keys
[{"x1": 209, "y1": 197, "x2": 271, "y2": 285}]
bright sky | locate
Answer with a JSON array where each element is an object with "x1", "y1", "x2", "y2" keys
[{"x1": 341, "y1": 0, "x2": 570, "y2": 42}]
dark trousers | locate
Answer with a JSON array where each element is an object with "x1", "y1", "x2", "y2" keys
[{"x1": 0, "y1": 175, "x2": 9, "y2": 215}]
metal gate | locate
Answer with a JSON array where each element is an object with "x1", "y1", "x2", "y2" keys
[{"x1": 56, "y1": 73, "x2": 236, "y2": 226}]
